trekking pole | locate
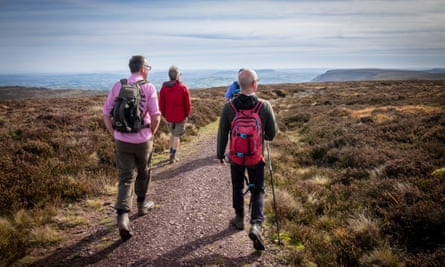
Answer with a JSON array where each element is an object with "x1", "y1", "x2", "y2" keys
[{"x1": 266, "y1": 140, "x2": 281, "y2": 245}]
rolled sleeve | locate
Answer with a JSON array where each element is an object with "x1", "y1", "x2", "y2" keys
[{"x1": 102, "y1": 81, "x2": 121, "y2": 116}]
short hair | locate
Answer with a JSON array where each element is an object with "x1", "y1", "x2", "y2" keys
[
  {"x1": 168, "y1": 65, "x2": 180, "y2": 80},
  {"x1": 238, "y1": 69, "x2": 258, "y2": 90},
  {"x1": 128, "y1": 55, "x2": 145, "y2": 73}
]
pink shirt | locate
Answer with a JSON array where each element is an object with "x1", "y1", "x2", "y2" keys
[{"x1": 103, "y1": 73, "x2": 161, "y2": 144}]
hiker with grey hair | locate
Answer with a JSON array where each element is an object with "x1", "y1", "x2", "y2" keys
[
  {"x1": 102, "y1": 55, "x2": 161, "y2": 240},
  {"x1": 217, "y1": 69, "x2": 278, "y2": 250},
  {"x1": 159, "y1": 65, "x2": 192, "y2": 163}
]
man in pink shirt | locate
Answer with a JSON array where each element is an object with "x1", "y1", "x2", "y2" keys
[{"x1": 103, "y1": 55, "x2": 161, "y2": 240}]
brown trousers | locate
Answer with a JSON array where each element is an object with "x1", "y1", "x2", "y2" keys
[{"x1": 115, "y1": 139, "x2": 154, "y2": 212}]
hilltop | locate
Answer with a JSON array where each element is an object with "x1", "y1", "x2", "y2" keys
[{"x1": 312, "y1": 68, "x2": 445, "y2": 82}]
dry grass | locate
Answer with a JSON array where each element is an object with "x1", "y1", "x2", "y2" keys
[
  {"x1": 1, "y1": 80, "x2": 445, "y2": 266},
  {"x1": 0, "y1": 87, "x2": 225, "y2": 265},
  {"x1": 258, "y1": 80, "x2": 445, "y2": 266}
]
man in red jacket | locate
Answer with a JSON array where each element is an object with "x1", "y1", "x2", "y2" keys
[{"x1": 159, "y1": 65, "x2": 191, "y2": 163}]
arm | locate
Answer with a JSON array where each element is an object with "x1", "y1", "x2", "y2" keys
[
  {"x1": 145, "y1": 83, "x2": 162, "y2": 133},
  {"x1": 102, "y1": 83, "x2": 119, "y2": 138},
  {"x1": 184, "y1": 86, "x2": 191, "y2": 118},
  {"x1": 103, "y1": 114, "x2": 114, "y2": 137},
  {"x1": 150, "y1": 114, "x2": 161, "y2": 135},
  {"x1": 262, "y1": 101, "x2": 278, "y2": 141},
  {"x1": 159, "y1": 87, "x2": 165, "y2": 117},
  {"x1": 216, "y1": 103, "x2": 232, "y2": 160}
]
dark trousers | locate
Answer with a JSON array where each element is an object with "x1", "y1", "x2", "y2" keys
[{"x1": 230, "y1": 161, "x2": 265, "y2": 225}]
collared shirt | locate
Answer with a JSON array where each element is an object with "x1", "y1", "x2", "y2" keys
[{"x1": 102, "y1": 73, "x2": 161, "y2": 144}]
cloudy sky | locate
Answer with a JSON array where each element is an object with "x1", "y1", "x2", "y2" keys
[{"x1": 0, "y1": 0, "x2": 444, "y2": 74}]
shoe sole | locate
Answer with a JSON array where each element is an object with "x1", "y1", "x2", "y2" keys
[
  {"x1": 248, "y1": 231, "x2": 265, "y2": 250},
  {"x1": 230, "y1": 218, "x2": 244, "y2": 230},
  {"x1": 231, "y1": 222, "x2": 244, "y2": 230},
  {"x1": 119, "y1": 228, "x2": 132, "y2": 241}
]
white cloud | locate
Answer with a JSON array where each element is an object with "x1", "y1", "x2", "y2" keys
[{"x1": 0, "y1": 0, "x2": 444, "y2": 73}]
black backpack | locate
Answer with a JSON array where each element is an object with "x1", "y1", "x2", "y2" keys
[{"x1": 111, "y1": 79, "x2": 150, "y2": 133}]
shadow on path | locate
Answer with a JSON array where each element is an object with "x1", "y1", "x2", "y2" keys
[
  {"x1": 131, "y1": 226, "x2": 261, "y2": 266},
  {"x1": 30, "y1": 227, "x2": 124, "y2": 267},
  {"x1": 151, "y1": 155, "x2": 216, "y2": 182}
]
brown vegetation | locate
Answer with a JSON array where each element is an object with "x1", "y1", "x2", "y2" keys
[
  {"x1": 1, "y1": 80, "x2": 444, "y2": 266},
  {"x1": 258, "y1": 80, "x2": 445, "y2": 266},
  {"x1": 0, "y1": 87, "x2": 225, "y2": 265}
]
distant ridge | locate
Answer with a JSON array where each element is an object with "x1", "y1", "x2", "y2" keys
[
  {"x1": 311, "y1": 68, "x2": 445, "y2": 82},
  {"x1": 0, "y1": 86, "x2": 104, "y2": 101}
]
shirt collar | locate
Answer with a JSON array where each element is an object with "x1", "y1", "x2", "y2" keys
[
  {"x1": 242, "y1": 93, "x2": 256, "y2": 96},
  {"x1": 128, "y1": 73, "x2": 145, "y2": 83}
]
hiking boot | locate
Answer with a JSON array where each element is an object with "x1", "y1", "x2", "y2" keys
[
  {"x1": 169, "y1": 154, "x2": 179, "y2": 164},
  {"x1": 117, "y1": 213, "x2": 132, "y2": 241},
  {"x1": 248, "y1": 224, "x2": 265, "y2": 250},
  {"x1": 230, "y1": 216, "x2": 245, "y2": 230},
  {"x1": 137, "y1": 201, "x2": 154, "y2": 216}
]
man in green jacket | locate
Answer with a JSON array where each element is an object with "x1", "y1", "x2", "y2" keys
[{"x1": 217, "y1": 69, "x2": 278, "y2": 250}]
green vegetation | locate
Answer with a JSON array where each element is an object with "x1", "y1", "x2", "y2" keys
[{"x1": 1, "y1": 80, "x2": 444, "y2": 266}]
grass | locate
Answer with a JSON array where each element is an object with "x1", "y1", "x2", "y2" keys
[
  {"x1": 0, "y1": 86, "x2": 226, "y2": 266},
  {"x1": 1, "y1": 80, "x2": 445, "y2": 266},
  {"x1": 258, "y1": 80, "x2": 445, "y2": 266}
]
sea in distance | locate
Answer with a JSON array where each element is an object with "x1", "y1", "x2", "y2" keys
[{"x1": 0, "y1": 68, "x2": 326, "y2": 91}]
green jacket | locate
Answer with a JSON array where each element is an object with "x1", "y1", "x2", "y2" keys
[{"x1": 216, "y1": 94, "x2": 278, "y2": 160}]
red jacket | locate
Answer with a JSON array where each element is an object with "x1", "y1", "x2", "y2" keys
[{"x1": 159, "y1": 80, "x2": 191, "y2": 123}]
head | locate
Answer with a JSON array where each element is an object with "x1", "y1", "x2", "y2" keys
[
  {"x1": 168, "y1": 65, "x2": 181, "y2": 81},
  {"x1": 238, "y1": 69, "x2": 259, "y2": 94},
  {"x1": 129, "y1": 55, "x2": 151, "y2": 80}
]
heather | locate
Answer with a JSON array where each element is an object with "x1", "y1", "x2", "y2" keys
[
  {"x1": 1, "y1": 80, "x2": 444, "y2": 266},
  {"x1": 0, "y1": 87, "x2": 224, "y2": 265},
  {"x1": 259, "y1": 80, "x2": 445, "y2": 266}
]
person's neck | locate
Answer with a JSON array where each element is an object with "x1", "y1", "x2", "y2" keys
[{"x1": 241, "y1": 89, "x2": 255, "y2": 96}]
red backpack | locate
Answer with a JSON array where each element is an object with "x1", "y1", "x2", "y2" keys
[{"x1": 228, "y1": 100, "x2": 264, "y2": 166}]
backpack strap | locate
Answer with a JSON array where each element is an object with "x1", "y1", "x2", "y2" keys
[
  {"x1": 135, "y1": 79, "x2": 147, "y2": 86},
  {"x1": 229, "y1": 100, "x2": 239, "y2": 114},
  {"x1": 229, "y1": 99, "x2": 264, "y2": 114},
  {"x1": 134, "y1": 80, "x2": 150, "y2": 131},
  {"x1": 120, "y1": 79, "x2": 146, "y2": 87},
  {"x1": 253, "y1": 100, "x2": 264, "y2": 114}
]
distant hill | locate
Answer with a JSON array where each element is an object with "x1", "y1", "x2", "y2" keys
[
  {"x1": 311, "y1": 68, "x2": 445, "y2": 82},
  {"x1": 0, "y1": 86, "x2": 105, "y2": 101}
]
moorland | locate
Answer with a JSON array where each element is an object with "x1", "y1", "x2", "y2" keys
[{"x1": 0, "y1": 80, "x2": 444, "y2": 266}]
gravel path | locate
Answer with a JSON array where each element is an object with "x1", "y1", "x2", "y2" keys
[{"x1": 31, "y1": 130, "x2": 284, "y2": 266}]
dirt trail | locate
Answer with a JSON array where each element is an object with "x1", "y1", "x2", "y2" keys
[{"x1": 30, "y1": 129, "x2": 284, "y2": 266}]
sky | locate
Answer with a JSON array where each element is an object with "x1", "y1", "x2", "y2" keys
[{"x1": 0, "y1": 0, "x2": 444, "y2": 74}]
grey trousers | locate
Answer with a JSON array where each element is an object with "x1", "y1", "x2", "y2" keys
[{"x1": 115, "y1": 139, "x2": 154, "y2": 212}]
